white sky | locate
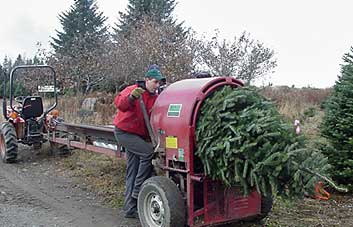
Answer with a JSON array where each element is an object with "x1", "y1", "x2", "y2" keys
[{"x1": 0, "y1": 0, "x2": 352, "y2": 88}]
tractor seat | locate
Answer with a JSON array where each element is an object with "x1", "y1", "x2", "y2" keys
[{"x1": 21, "y1": 96, "x2": 44, "y2": 119}]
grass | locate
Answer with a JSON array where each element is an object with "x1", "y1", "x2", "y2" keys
[
  {"x1": 261, "y1": 86, "x2": 331, "y2": 148},
  {"x1": 56, "y1": 93, "x2": 116, "y2": 125},
  {"x1": 260, "y1": 86, "x2": 331, "y2": 121},
  {"x1": 265, "y1": 194, "x2": 353, "y2": 227},
  {"x1": 57, "y1": 150, "x2": 126, "y2": 208}
]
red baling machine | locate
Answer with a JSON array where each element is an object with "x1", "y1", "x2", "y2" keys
[{"x1": 48, "y1": 77, "x2": 269, "y2": 227}]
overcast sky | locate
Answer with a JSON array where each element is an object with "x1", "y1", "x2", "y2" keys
[{"x1": 0, "y1": 0, "x2": 352, "y2": 88}]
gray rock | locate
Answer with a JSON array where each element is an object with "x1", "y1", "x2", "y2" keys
[{"x1": 81, "y1": 97, "x2": 97, "y2": 111}]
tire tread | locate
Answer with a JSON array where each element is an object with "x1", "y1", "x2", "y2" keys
[{"x1": 0, "y1": 122, "x2": 18, "y2": 163}]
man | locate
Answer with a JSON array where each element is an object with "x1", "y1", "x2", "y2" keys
[{"x1": 113, "y1": 65, "x2": 165, "y2": 218}]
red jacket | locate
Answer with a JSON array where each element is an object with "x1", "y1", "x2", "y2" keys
[{"x1": 113, "y1": 84, "x2": 158, "y2": 139}]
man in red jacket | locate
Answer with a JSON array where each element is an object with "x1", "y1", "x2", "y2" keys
[{"x1": 113, "y1": 65, "x2": 165, "y2": 218}]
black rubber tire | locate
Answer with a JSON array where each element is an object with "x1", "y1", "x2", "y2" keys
[
  {"x1": 0, "y1": 122, "x2": 18, "y2": 163},
  {"x1": 138, "y1": 176, "x2": 186, "y2": 227}
]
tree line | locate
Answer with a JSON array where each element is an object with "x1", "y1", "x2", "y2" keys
[{"x1": 1, "y1": 0, "x2": 277, "y2": 95}]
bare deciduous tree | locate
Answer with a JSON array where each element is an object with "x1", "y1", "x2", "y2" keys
[{"x1": 194, "y1": 31, "x2": 277, "y2": 85}]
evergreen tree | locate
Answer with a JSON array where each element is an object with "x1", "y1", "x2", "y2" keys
[
  {"x1": 114, "y1": 0, "x2": 186, "y2": 38},
  {"x1": 2, "y1": 56, "x2": 12, "y2": 74},
  {"x1": 50, "y1": 0, "x2": 108, "y2": 56},
  {"x1": 13, "y1": 54, "x2": 25, "y2": 67},
  {"x1": 0, "y1": 65, "x2": 6, "y2": 98},
  {"x1": 108, "y1": 16, "x2": 195, "y2": 90},
  {"x1": 109, "y1": 0, "x2": 190, "y2": 90},
  {"x1": 0, "y1": 64, "x2": 3, "y2": 89},
  {"x1": 321, "y1": 47, "x2": 353, "y2": 188},
  {"x1": 25, "y1": 56, "x2": 43, "y2": 65},
  {"x1": 0, "y1": 59, "x2": 10, "y2": 98},
  {"x1": 50, "y1": 0, "x2": 110, "y2": 94},
  {"x1": 0, "y1": 57, "x2": 30, "y2": 98}
]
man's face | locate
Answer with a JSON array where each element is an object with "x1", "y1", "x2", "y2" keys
[{"x1": 145, "y1": 78, "x2": 161, "y2": 93}]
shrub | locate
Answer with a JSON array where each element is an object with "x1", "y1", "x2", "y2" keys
[{"x1": 321, "y1": 48, "x2": 353, "y2": 188}]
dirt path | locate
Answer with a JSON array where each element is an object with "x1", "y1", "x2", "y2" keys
[{"x1": 0, "y1": 145, "x2": 140, "y2": 227}]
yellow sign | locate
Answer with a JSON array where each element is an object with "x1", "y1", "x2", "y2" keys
[{"x1": 166, "y1": 136, "x2": 178, "y2": 149}]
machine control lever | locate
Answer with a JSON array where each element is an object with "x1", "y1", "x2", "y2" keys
[{"x1": 138, "y1": 97, "x2": 158, "y2": 148}]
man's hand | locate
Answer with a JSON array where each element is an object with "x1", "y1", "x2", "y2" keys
[{"x1": 131, "y1": 87, "x2": 145, "y2": 99}]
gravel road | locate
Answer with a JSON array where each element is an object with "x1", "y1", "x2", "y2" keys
[{"x1": 0, "y1": 145, "x2": 140, "y2": 227}]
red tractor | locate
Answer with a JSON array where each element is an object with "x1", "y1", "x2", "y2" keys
[{"x1": 0, "y1": 65, "x2": 58, "y2": 163}]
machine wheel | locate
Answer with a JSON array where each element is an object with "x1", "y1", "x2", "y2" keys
[
  {"x1": 0, "y1": 122, "x2": 18, "y2": 163},
  {"x1": 138, "y1": 176, "x2": 186, "y2": 227}
]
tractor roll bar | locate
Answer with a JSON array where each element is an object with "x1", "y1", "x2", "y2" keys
[{"x1": 9, "y1": 65, "x2": 58, "y2": 116}]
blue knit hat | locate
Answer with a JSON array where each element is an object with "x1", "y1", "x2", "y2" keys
[{"x1": 148, "y1": 64, "x2": 160, "y2": 71}]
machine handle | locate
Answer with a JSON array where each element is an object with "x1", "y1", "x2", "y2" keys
[{"x1": 138, "y1": 96, "x2": 158, "y2": 148}]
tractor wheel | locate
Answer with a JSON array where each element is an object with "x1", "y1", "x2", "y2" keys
[
  {"x1": 138, "y1": 176, "x2": 186, "y2": 227},
  {"x1": 0, "y1": 122, "x2": 18, "y2": 163}
]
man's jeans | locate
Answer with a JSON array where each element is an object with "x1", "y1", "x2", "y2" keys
[{"x1": 114, "y1": 128, "x2": 153, "y2": 215}]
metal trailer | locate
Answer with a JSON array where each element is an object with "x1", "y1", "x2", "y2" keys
[{"x1": 47, "y1": 76, "x2": 271, "y2": 227}]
